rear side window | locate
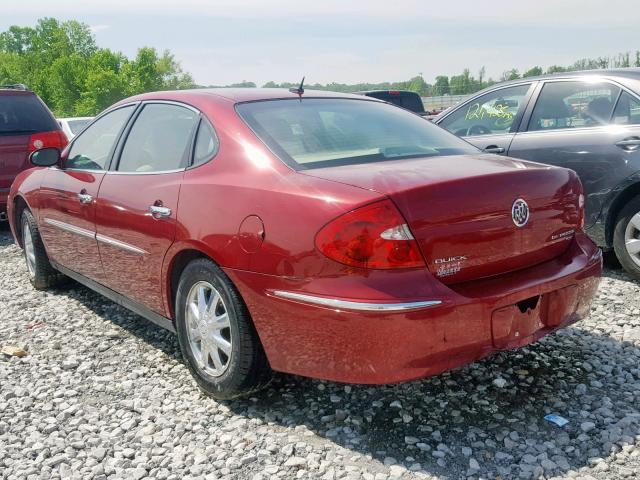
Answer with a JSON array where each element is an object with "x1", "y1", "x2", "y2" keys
[
  {"x1": 0, "y1": 93, "x2": 58, "y2": 134},
  {"x1": 192, "y1": 119, "x2": 218, "y2": 166},
  {"x1": 613, "y1": 92, "x2": 640, "y2": 125},
  {"x1": 236, "y1": 98, "x2": 477, "y2": 169},
  {"x1": 67, "y1": 106, "x2": 135, "y2": 170},
  {"x1": 528, "y1": 81, "x2": 620, "y2": 131},
  {"x1": 118, "y1": 104, "x2": 198, "y2": 173},
  {"x1": 439, "y1": 84, "x2": 530, "y2": 137}
]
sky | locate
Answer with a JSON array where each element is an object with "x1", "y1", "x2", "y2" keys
[{"x1": 2, "y1": 0, "x2": 638, "y2": 87}]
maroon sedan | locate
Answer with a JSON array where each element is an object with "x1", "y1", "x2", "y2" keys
[{"x1": 8, "y1": 89, "x2": 602, "y2": 399}]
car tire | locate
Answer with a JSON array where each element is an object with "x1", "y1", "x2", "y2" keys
[
  {"x1": 613, "y1": 195, "x2": 640, "y2": 279},
  {"x1": 20, "y1": 209, "x2": 63, "y2": 289},
  {"x1": 175, "y1": 258, "x2": 272, "y2": 399}
]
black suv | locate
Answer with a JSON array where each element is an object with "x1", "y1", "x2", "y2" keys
[
  {"x1": 358, "y1": 90, "x2": 428, "y2": 116},
  {"x1": 435, "y1": 69, "x2": 640, "y2": 278},
  {"x1": 0, "y1": 84, "x2": 67, "y2": 219}
]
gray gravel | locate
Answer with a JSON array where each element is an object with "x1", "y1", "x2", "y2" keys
[{"x1": 1, "y1": 225, "x2": 640, "y2": 480}]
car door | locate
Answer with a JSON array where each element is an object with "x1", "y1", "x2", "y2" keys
[
  {"x1": 95, "y1": 102, "x2": 199, "y2": 315},
  {"x1": 437, "y1": 83, "x2": 535, "y2": 155},
  {"x1": 507, "y1": 79, "x2": 640, "y2": 228},
  {"x1": 37, "y1": 105, "x2": 136, "y2": 282}
]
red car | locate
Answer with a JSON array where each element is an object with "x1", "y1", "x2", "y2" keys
[
  {"x1": 1, "y1": 84, "x2": 67, "y2": 220},
  {"x1": 8, "y1": 89, "x2": 602, "y2": 399}
]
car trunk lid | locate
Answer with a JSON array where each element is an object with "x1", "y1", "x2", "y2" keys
[{"x1": 302, "y1": 154, "x2": 583, "y2": 283}]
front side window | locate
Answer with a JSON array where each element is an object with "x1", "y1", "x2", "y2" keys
[
  {"x1": 528, "y1": 81, "x2": 620, "y2": 131},
  {"x1": 439, "y1": 84, "x2": 530, "y2": 137},
  {"x1": 613, "y1": 92, "x2": 640, "y2": 126},
  {"x1": 66, "y1": 106, "x2": 134, "y2": 170},
  {"x1": 117, "y1": 104, "x2": 198, "y2": 173},
  {"x1": 236, "y1": 98, "x2": 477, "y2": 169}
]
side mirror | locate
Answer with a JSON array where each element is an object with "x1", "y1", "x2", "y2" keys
[{"x1": 30, "y1": 147, "x2": 60, "y2": 167}]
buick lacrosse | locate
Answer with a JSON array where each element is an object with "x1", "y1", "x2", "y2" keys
[{"x1": 8, "y1": 88, "x2": 602, "y2": 398}]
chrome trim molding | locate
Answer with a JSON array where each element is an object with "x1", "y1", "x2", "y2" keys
[
  {"x1": 44, "y1": 218, "x2": 95, "y2": 239},
  {"x1": 43, "y1": 218, "x2": 146, "y2": 255},
  {"x1": 271, "y1": 290, "x2": 442, "y2": 312},
  {"x1": 96, "y1": 234, "x2": 147, "y2": 255},
  {"x1": 107, "y1": 168, "x2": 186, "y2": 176}
]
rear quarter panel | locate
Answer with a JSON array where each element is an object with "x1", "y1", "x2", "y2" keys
[{"x1": 164, "y1": 97, "x2": 383, "y2": 314}]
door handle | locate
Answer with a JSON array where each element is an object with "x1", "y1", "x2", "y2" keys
[
  {"x1": 77, "y1": 192, "x2": 93, "y2": 204},
  {"x1": 615, "y1": 137, "x2": 640, "y2": 151},
  {"x1": 149, "y1": 205, "x2": 172, "y2": 219},
  {"x1": 483, "y1": 145, "x2": 505, "y2": 154}
]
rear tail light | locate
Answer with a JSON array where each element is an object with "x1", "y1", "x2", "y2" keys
[
  {"x1": 315, "y1": 199, "x2": 426, "y2": 269},
  {"x1": 28, "y1": 130, "x2": 68, "y2": 154}
]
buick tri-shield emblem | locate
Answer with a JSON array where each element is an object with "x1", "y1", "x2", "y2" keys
[{"x1": 512, "y1": 198, "x2": 529, "y2": 227}]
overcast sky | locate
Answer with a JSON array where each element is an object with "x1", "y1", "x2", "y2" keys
[{"x1": 2, "y1": 0, "x2": 637, "y2": 86}]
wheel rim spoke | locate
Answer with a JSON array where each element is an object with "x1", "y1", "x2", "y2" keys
[
  {"x1": 210, "y1": 347, "x2": 224, "y2": 371},
  {"x1": 188, "y1": 302, "x2": 200, "y2": 322},
  {"x1": 629, "y1": 213, "x2": 640, "y2": 231},
  {"x1": 200, "y1": 341, "x2": 210, "y2": 368},
  {"x1": 197, "y1": 286, "x2": 208, "y2": 318},
  {"x1": 212, "y1": 334, "x2": 232, "y2": 356},
  {"x1": 185, "y1": 281, "x2": 233, "y2": 378},
  {"x1": 626, "y1": 238, "x2": 640, "y2": 255},
  {"x1": 213, "y1": 312, "x2": 230, "y2": 330},
  {"x1": 22, "y1": 223, "x2": 35, "y2": 275}
]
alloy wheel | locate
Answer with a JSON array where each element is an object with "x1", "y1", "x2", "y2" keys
[
  {"x1": 22, "y1": 220, "x2": 36, "y2": 277},
  {"x1": 185, "y1": 281, "x2": 233, "y2": 377},
  {"x1": 625, "y1": 212, "x2": 640, "y2": 268}
]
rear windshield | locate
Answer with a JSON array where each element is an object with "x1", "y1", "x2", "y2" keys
[
  {"x1": 0, "y1": 93, "x2": 58, "y2": 134},
  {"x1": 236, "y1": 98, "x2": 477, "y2": 169}
]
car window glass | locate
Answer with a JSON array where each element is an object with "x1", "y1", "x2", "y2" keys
[
  {"x1": 528, "y1": 81, "x2": 620, "y2": 131},
  {"x1": 192, "y1": 119, "x2": 218, "y2": 166},
  {"x1": 0, "y1": 93, "x2": 59, "y2": 133},
  {"x1": 118, "y1": 104, "x2": 197, "y2": 173},
  {"x1": 613, "y1": 92, "x2": 640, "y2": 125},
  {"x1": 439, "y1": 84, "x2": 530, "y2": 137},
  {"x1": 66, "y1": 106, "x2": 134, "y2": 170},
  {"x1": 236, "y1": 98, "x2": 477, "y2": 169},
  {"x1": 68, "y1": 119, "x2": 91, "y2": 135}
]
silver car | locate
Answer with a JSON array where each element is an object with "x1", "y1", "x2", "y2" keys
[{"x1": 435, "y1": 69, "x2": 640, "y2": 278}]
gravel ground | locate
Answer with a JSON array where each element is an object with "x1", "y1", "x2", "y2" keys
[{"x1": 1, "y1": 224, "x2": 640, "y2": 480}]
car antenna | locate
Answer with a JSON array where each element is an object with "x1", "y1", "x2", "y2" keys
[{"x1": 289, "y1": 76, "x2": 305, "y2": 100}]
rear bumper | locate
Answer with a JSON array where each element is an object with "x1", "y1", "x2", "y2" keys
[{"x1": 225, "y1": 232, "x2": 602, "y2": 384}]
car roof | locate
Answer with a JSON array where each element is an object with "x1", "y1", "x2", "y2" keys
[
  {"x1": 486, "y1": 68, "x2": 640, "y2": 88},
  {"x1": 356, "y1": 90, "x2": 419, "y2": 95},
  {"x1": 57, "y1": 117, "x2": 93, "y2": 121},
  {"x1": 123, "y1": 88, "x2": 380, "y2": 105}
]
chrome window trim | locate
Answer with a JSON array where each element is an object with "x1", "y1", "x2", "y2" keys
[
  {"x1": 43, "y1": 218, "x2": 95, "y2": 239},
  {"x1": 271, "y1": 290, "x2": 442, "y2": 312},
  {"x1": 96, "y1": 233, "x2": 147, "y2": 255},
  {"x1": 106, "y1": 168, "x2": 186, "y2": 176}
]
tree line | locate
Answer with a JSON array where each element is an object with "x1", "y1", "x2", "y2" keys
[
  {"x1": 0, "y1": 18, "x2": 194, "y2": 117},
  {"x1": 258, "y1": 52, "x2": 640, "y2": 97},
  {"x1": 1, "y1": 18, "x2": 639, "y2": 117}
]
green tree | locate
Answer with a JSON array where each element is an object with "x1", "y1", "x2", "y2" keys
[
  {"x1": 501, "y1": 69, "x2": 520, "y2": 81},
  {"x1": 523, "y1": 66, "x2": 543, "y2": 77},
  {"x1": 433, "y1": 75, "x2": 449, "y2": 95}
]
